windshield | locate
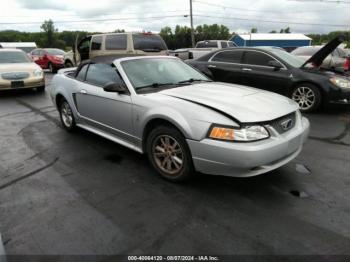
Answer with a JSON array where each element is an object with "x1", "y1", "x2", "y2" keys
[
  {"x1": 45, "y1": 49, "x2": 65, "y2": 55},
  {"x1": 132, "y1": 34, "x2": 167, "y2": 52},
  {"x1": 0, "y1": 51, "x2": 32, "y2": 63},
  {"x1": 122, "y1": 58, "x2": 209, "y2": 90},
  {"x1": 292, "y1": 47, "x2": 320, "y2": 56},
  {"x1": 269, "y1": 49, "x2": 306, "y2": 68}
]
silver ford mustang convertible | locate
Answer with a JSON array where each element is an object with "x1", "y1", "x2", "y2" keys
[{"x1": 51, "y1": 56, "x2": 310, "y2": 181}]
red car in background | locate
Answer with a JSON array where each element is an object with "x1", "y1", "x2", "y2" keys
[{"x1": 30, "y1": 48, "x2": 66, "y2": 73}]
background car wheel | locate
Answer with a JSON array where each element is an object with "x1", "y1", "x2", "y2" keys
[
  {"x1": 146, "y1": 125, "x2": 194, "y2": 182},
  {"x1": 37, "y1": 86, "x2": 45, "y2": 92},
  {"x1": 48, "y1": 63, "x2": 57, "y2": 74},
  {"x1": 59, "y1": 99, "x2": 76, "y2": 132},
  {"x1": 291, "y1": 84, "x2": 321, "y2": 113}
]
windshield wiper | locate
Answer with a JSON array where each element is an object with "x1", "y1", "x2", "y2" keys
[
  {"x1": 177, "y1": 78, "x2": 212, "y2": 84},
  {"x1": 137, "y1": 82, "x2": 176, "y2": 90}
]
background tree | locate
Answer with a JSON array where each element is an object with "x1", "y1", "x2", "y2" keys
[
  {"x1": 280, "y1": 27, "x2": 291, "y2": 33},
  {"x1": 160, "y1": 24, "x2": 231, "y2": 49},
  {"x1": 251, "y1": 28, "x2": 258, "y2": 33},
  {"x1": 0, "y1": 22, "x2": 349, "y2": 50},
  {"x1": 40, "y1": 20, "x2": 57, "y2": 47}
]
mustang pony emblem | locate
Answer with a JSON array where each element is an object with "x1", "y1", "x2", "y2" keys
[{"x1": 280, "y1": 119, "x2": 293, "y2": 131}]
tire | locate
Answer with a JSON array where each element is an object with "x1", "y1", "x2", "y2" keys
[
  {"x1": 37, "y1": 86, "x2": 45, "y2": 92},
  {"x1": 291, "y1": 83, "x2": 322, "y2": 113},
  {"x1": 59, "y1": 99, "x2": 76, "y2": 132},
  {"x1": 146, "y1": 125, "x2": 194, "y2": 182}
]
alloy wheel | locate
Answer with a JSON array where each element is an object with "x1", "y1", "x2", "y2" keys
[
  {"x1": 292, "y1": 86, "x2": 316, "y2": 111},
  {"x1": 61, "y1": 102, "x2": 73, "y2": 128},
  {"x1": 152, "y1": 135, "x2": 184, "y2": 176}
]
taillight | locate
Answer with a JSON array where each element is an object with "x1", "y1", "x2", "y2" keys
[{"x1": 344, "y1": 59, "x2": 350, "y2": 71}]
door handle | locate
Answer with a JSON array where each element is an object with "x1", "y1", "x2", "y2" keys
[
  {"x1": 208, "y1": 65, "x2": 216, "y2": 68},
  {"x1": 80, "y1": 89, "x2": 87, "y2": 94},
  {"x1": 242, "y1": 68, "x2": 252, "y2": 71}
]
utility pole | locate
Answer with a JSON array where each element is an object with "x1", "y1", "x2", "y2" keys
[{"x1": 190, "y1": 0, "x2": 195, "y2": 47}]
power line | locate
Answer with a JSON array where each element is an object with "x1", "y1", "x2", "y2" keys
[
  {"x1": 0, "y1": 9, "x2": 189, "y2": 19},
  {"x1": 194, "y1": 14, "x2": 350, "y2": 28},
  {"x1": 0, "y1": 15, "x2": 188, "y2": 25},
  {"x1": 288, "y1": 0, "x2": 350, "y2": 3},
  {"x1": 194, "y1": 0, "x2": 345, "y2": 13}
]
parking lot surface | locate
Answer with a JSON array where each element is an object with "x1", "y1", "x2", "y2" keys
[{"x1": 0, "y1": 73, "x2": 350, "y2": 256}]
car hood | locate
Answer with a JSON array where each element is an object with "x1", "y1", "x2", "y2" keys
[
  {"x1": 0, "y1": 62, "x2": 40, "y2": 73},
  {"x1": 158, "y1": 82, "x2": 298, "y2": 123},
  {"x1": 301, "y1": 35, "x2": 345, "y2": 68}
]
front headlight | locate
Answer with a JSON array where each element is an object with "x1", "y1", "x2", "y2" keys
[
  {"x1": 33, "y1": 69, "x2": 43, "y2": 77},
  {"x1": 330, "y1": 77, "x2": 350, "y2": 89},
  {"x1": 208, "y1": 125, "x2": 270, "y2": 142}
]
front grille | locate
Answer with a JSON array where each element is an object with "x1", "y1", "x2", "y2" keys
[
  {"x1": 269, "y1": 112, "x2": 296, "y2": 134},
  {"x1": 1, "y1": 72, "x2": 30, "y2": 80}
]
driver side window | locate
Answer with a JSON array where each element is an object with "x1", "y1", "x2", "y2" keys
[{"x1": 85, "y1": 64, "x2": 123, "y2": 87}]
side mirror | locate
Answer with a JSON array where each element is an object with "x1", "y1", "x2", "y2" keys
[
  {"x1": 103, "y1": 82, "x2": 127, "y2": 93},
  {"x1": 268, "y1": 60, "x2": 283, "y2": 70}
]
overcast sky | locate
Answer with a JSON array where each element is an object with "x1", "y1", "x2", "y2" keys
[{"x1": 0, "y1": 0, "x2": 349, "y2": 34}]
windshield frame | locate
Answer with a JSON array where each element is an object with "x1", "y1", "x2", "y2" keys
[
  {"x1": 120, "y1": 57, "x2": 210, "y2": 93},
  {"x1": 0, "y1": 50, "x2": 32, "y2": 64}
]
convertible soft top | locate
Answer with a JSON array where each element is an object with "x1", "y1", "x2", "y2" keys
[{"x1": 75, "y1": 54, "x2": 147, "y2": 77}]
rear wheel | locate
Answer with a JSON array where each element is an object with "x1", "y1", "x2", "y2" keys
[
  {"x1": 59, "y1": 99, "x2": 76, "y2": 131},
  {"x1": 291, "y1": 84, "x2": 321, "y2": 112},
  {"x1": 146, "y1": 125, "x2": 194, "y2": 182}
]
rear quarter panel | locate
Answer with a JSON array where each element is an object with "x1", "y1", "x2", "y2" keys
[{"x1": 51, "y1": 71, "x2": 79, "y2": 118}]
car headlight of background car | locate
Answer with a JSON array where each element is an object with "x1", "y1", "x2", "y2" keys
[
  {"x1": 208, "y1": 125, "x2": 270, "y2": 142},
  {"x1": 330, "y1": 77, "x2": 350, "y2": 89},
  {"x1": 33, "y1": 69, "x2": 43, "y2": 77}
]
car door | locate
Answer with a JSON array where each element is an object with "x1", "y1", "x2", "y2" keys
[
  {"x1": 206, "y1": 50, "x2": 244, "y2": 85},
  {"x1": 240, "y1": 50, "x2": 292, "y2": 95},
  {"x1": 75, "y1": 36, "x2": 91, "y2": 65},
  {"x1": 74, "y1": 63, "x2": 135, "y2": 144}
]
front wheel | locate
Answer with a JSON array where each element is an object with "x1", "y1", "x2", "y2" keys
[
  {"x1": 146, "y1": 125, "x2": 194, "y2": 182},
  {"x1": 59, "y1": 99, "x2": 76, "y2": 132},
  {"x1": 291, "y1": 84, "x2": 321, "y2": 113}
]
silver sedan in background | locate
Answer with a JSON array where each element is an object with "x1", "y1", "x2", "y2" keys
[
  {"x1": 50, "y1": 56, "x2": 309, "y2": 181},
  {"x1": 292, "y1": 45, "x2": 350, "y2": 72}
]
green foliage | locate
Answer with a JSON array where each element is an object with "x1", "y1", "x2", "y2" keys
[
  {"x1": 0, "y1": 20, "x2": 349, "y2": 51},
  {"x1": 114, "y1": 29, "x2": 125, "y2": 33},
  {"x1": 307, "y1": 31, "x2": 350, "y2": 48},
  {"x1": 40, "y1": 20, "x2": 57, "y2": 47},
  {"x1": 279, "y1": 27, "x2": 291, "y2": 33},
  {"x1": 160, "y1": 24, "x2": 231, "y2": 49}
]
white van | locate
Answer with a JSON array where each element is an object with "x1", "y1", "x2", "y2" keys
[{"x1": 0, "y1": 42, "x2": 37, "y2": 54}]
